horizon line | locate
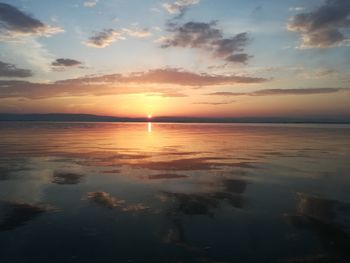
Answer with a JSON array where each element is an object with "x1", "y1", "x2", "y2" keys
[{"x1": 0, "y1": 113, "x2": 350, "y2": 124}]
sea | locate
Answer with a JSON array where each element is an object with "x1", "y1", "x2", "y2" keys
[{"x1": 0, "y1": 122, "x2": 349, "y2": 262}]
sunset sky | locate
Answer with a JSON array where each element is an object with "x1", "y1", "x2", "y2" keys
[{"x1": 0, "y1": 0, "x2": 349, "y2": 118}]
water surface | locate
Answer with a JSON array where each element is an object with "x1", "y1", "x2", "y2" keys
[{"x1": 0, "y1": 122, "x2": 350, "y2": 263}]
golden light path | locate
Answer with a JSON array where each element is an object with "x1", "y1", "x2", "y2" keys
[
  {"x1": 147, "y1": 122, "x2": 152, "y2": 133},
  {"x1": 147, "y1": 114, "x2": 152, "y2": 133}
]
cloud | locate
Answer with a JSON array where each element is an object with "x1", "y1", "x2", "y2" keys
[
  {"x1": 122, "y1": 28, "x2": 152, "y2": 38},
  {"x1": 117, "y1": 68, "x2": 267, "y2": 85},
  {"x1": 287, "y1": 0, "x2": 350, "y2": 48},
  {"x1": 4, "y1": 38, "x2": 55, "y2": 72},
  {"x1": 83, "y1": 29, "x2": 124, "y2": 48},
  {"x1": 147, "y1": 91, "x2": 188, "y2": 97},
  {"x1": 0, "y1": 68, "x2": 267, "y2": 99},
  {"x1": 0, "y1": 79, "x2": 186, "y2": 99},
  {"x1": 56, "y1": 68, "x2": 267, "y2": 86},
  {"x1": 289, "y1": 7, "x2": 305, "y2": 12},
  {"x1": 206, "y1": 88, "x2": 346, "y2": 96},
  {"x1": 83, "y1": 0, "x2": 99, "y2": 8},
  {"x1": 163, "y1": 0, "x2": 200, "y2": 18},
  {"x1": 0, "y1": 3, "x2": 63, "y2": 39},
  {"x1": 193, "y1": 100, "x2": 235, "y2": 105},
  {"x1": 0, "y1": 60, "x2": 32, "y2": 77},
  {"x1": 51, "y1": 58, "x2": 83, "y2": 71},
  {"x1": 300, "y1": 69, "x2": 338, "y2": 79},
  {"x1": 161, "y1": 21, "x2": 251, "y2": 63}
]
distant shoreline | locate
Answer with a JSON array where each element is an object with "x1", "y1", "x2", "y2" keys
[{"x1": 0, "y1": 114, "x2": 350, "y2": 124}]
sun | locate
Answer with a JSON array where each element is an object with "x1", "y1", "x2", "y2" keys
[{"x1": 148, "y1": 114, "x2": 152, "y2": 119}]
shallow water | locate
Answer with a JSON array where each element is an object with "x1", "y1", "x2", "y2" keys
[{"x1": 0, "y1": 122, "x2": 350, "y2": 263}]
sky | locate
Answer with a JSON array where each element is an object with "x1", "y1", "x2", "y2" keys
[{"x1": 0, "y1": 0, "x2": 349, "y2": 118}]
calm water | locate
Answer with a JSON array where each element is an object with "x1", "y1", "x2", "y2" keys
[{"x1": 0, "y1": 122, "x2": 350, "y2": 263}]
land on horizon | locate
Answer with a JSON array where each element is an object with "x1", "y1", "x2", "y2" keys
[{"x1": 0, "y1": 113, "x2": 350, "y2": 124}]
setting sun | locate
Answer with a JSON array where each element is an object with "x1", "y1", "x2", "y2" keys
[{"x1": 148, "y1": 114, "x2": 152, "y2": 119}]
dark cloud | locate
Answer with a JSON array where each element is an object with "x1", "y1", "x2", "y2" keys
[
  {"x1": 161, "y1": 21, "x2": 251, "y2": 63},
  {"x1": 225, "y1": 53, "x2": 251, "y2": 63},
  {"x1": 51, "y1": 58, "x2": 83, "y2": 68},
  {"x1": 193, "y1": 100, "x2": 235, "y2": 105},
  {"x1": 83, "y1": 29, "x2": 124, "y2": 48},
  {"x1": 52, "y1": 171, "x2": 84, "y2": 185},
  {"x1": 287, "y1": 0, "x2": 350, "y2": 48},
  {"x1": 206, "y1": 88, "x2": 346, "y2": 96},
  {"x1": 0, "y1": 3, "x2": 63, "y2": 38},
  {"x1": 0, "y1": 60, "x2": 32, "y2": 77},
  {"x1": 0, "y1": 68, "x2": 267, "y2": 99},
  {"x1": 252, "y1": 88, "x2": 345, "y2": 96}
]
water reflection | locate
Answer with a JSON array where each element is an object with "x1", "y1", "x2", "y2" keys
[
  {"x1": 52, "y1": 171, "x2": 84, "y2": 185},
  {"x1": 85, "y1": 191, "x2": 150, "y2": 212},
  {"x1": 148, "y1": 121, "x2": 152, "y2": 133},
  {"x1": 0, "y1": 122, "x2": 349, "y2": 262},
  {"x1": 0, "y1": 201, "x2": 51, "y2": 231},
  {"x1": 286, "y1": 194, "x2": 350, "y2": 261}
]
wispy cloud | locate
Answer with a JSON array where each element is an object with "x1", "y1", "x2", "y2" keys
[
  {"x1": 0, "y1": 68, "x2": 267, "y2": 99},
  {"x1": 161, "y1": 21, "x2": 251, "y2": 63},
  {"x1": 0, "y1": 60, "x2": 32, "y2": 78},
  {"x1": 83, "y1": 29, "x2": 125, "y2": 48},
  {"x1": 122, "y1": 28, "x2": 152, "y2": 38},
  {"x1": 58, "y1": 68, "x2": 267, "y2": 86},
  {"x1": 163, "y1": 0, "x2": 200, "y2": 18},
  {"x1": 300, "y1": 69, "x2": 338, "y2": 79},
  {"x1": 83, "y1": 0, "x2": 99, "y2": 8},
  {"x1": 0, "y1": 3, "x2": 63, "y2": 39},
  {"x1": 5, "y1": 38, "x2": 55, "y2": 72},
  {"x1": 289, "y1": 7, "x2": 305, "y2": 12},
  {"x1": 207, "y1": 88, "x2": 347, "y2": 96},
  {"x1": 193, "y1": 100, "x2": 235, "y2": 105},
  {"x1": 83, "y1": 27, "x2": 152, "y2": 48},
  {"x1": 287, "y1": 0, "x2": 350, "y2": 48}
]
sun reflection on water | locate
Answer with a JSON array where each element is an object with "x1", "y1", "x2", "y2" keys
[{"x1": 147, "y1": 122, "x2": 152, "y2": 133}]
